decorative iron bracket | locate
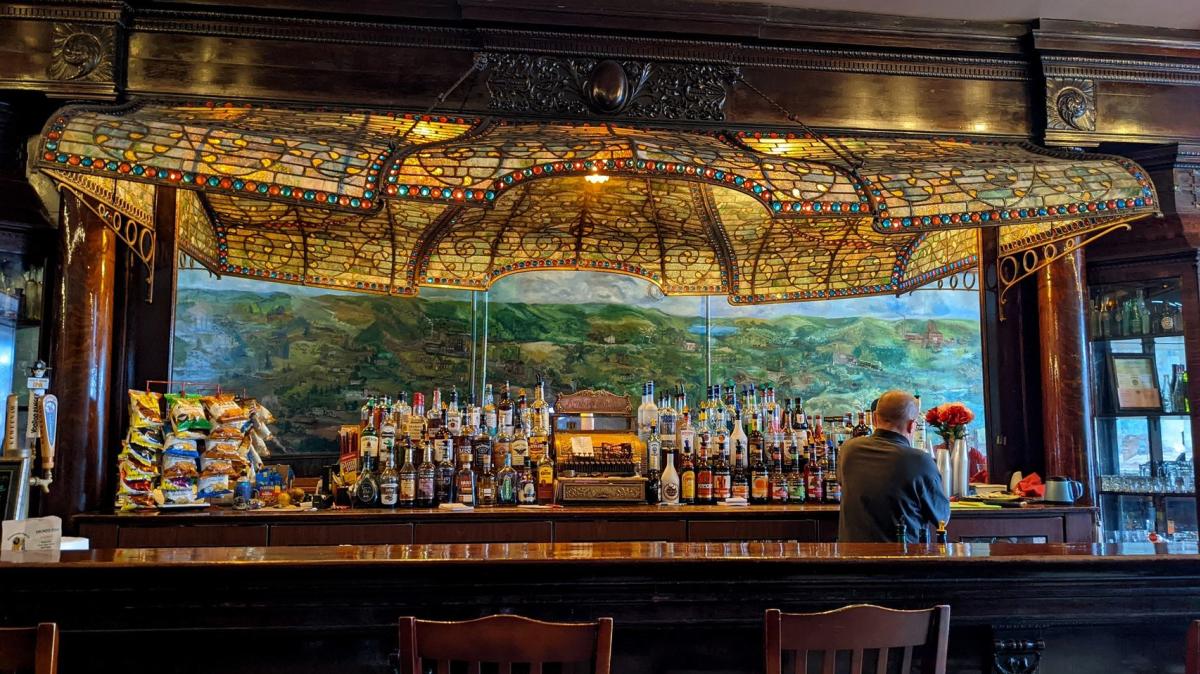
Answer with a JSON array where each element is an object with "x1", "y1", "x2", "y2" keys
[
  {"x1": 997, "y1": 221, "x2": 1131, "y2": 320},
  {"x1": 55, "y1": 180, "x2": 156, "y2": 302}
]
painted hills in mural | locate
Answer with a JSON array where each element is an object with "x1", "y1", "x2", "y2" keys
[{"x1": 173, "y1": 287, "x2": 984, "y2": 453}]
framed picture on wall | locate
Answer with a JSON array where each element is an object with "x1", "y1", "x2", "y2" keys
[{"x1": 1108, "y1": 353, "x2": 1163, "y2": 412}]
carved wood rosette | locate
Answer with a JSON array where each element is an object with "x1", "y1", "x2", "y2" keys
[{"x1": 483, "y1": 52, "x2": 738, "y2": 121}]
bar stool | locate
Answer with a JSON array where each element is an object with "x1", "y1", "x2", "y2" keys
[
  {"x1": 1187, "y1": 620, "x2": 1199, "y2": 674},
  {"x1": 0, "y1": 623, "x2": 59, "y2": 674},
  {"x1": 765, "y1": 605, "x2": 949, "y2": 674},
  {"x1": 398, "y1": 615, "x2": 613, "y2": 674}
]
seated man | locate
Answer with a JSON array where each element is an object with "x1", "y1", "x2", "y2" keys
[{"x1": 837, "y1": 390, "x2": 950, "y2": 543}]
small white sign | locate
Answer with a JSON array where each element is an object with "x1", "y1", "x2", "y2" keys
[
  {"x1": 570, "y1": 436, "x2": 595, "y2": 457},
  {"x1": 26, "y1": 377, "x2": 50, "y2": 391},
  {"x1": 2, "y1": 515, "x2": 62, "y2": 551}
]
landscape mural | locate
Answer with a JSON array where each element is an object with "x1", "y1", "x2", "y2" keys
[{"x1": 172, "y1": 270, "x2": 985, "y2": 455}]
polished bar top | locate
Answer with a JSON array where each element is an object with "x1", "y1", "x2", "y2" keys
[
  {"x1": 1, "y1": 541, "x2": 1194, "y2": 569},
  {"x1": 75, "y1": 503, "x2": 1088, "y2": 522}
]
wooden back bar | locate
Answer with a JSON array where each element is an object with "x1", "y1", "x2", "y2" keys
[{"x1": 75, "y1": 504, "x2": 1096, "y2": 548}]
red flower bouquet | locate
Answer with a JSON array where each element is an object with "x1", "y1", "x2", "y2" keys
[{"x1": 924, "y1": 402, "x2": 975, "y2": 441}]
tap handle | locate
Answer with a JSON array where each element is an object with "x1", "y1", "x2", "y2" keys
[{"x1": 38, "y1": 394, "x2": 57, "y2": 471}]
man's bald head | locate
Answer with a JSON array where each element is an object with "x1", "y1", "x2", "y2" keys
[{"x1": 873, "y1": 390, "x2": 919, "y2": 440}]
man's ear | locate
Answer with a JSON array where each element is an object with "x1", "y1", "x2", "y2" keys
[{"x1": 906, "y1": 419, "x2": 916, "y2": 434}]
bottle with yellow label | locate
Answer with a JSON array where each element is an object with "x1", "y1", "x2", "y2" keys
[{"x1": 679, "y1": 441, "x2": 696, "y2": 505}]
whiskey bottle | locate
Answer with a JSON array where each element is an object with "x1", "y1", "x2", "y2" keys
[
  {"x1": 731, "y1": 442, "x2": 750, "y2": 501},
  {"x1": 445, "y1": 386, "x2": 462, "y2": 437},
  {"x1": 713, "y1": 442, "x2": 732, "y2": 501},
  {"x1": 406, "y1": 392, "x2": 428, "y2": 443},
  {"x1": 661, "y1": 446, "x2": 680, "y2": 505},
  {"x1": 472, "y1": 420, "x2": 493, "y2": 475},
  {"x1": 822, "y1": 443, "x2": 841, "y2": 504},
  {"x1": 852, "y1": 411, "x2": 870, "y2": 438},
  {"x1": 510, "y1": 414, "x2": 529, "y2": 470},
  {"x1": 379, "y1": 448, "x2": 399, "y2": 509},
  {"x1": 477, "y1": 455, "x2": 497, "y2": 507},
  {"x1": 398, "y1": 445, "x2": 417, "y2": 508},
  {"x1": 696, "y1": 441, "x2": 714, "y2": 504},
  {"x1": 788, "y1": 449, "x2": 806, "y2": 503},
  {"x1": 434, "y1": 443, "x2": 455, "y2": 504},
  {"x1": 529, "y1": 380, "x2": 550, "y2": 462},
  {"x1": 646, "y1": 464, "x2": 662, "y2": 504},
  {"x1": 769, "y1": 457, "x2": 788, "y2": 503},
  {"x1": 354, "y1": 452, "x2": 380, "y2": 508},
  {"x1": 359, "y1": 417, "x2": 380, "y2": 477},
  {"x1": 482, "y1": 384, "x2": 498, "y2": 436},
  {"x1": 493, "y1": 423, "x2": 513, "y2": 473},
  {"x1": 432, "y1": 411, "x2": 452, "y2": 465},
  {"x1": 417, "y1": 442, "x2": 436, "y2": 507},
  {"x1": 679, "y1": 442, "x2": 696, "y2": 505},
  {"x1": 427, "y1": 388, "x2": 444, "y2": 432},
  {"x1": 497, "y1": 382, "x2": 514, "y2": 436},
  {"x1": 497, "y1": 452, "x2": 518, "y2": 506},
  {"x1": 536, "y1": 449, "x2": 555, "y2": 504},
  {"x1": 806, "y1": 446, "x2": 824, "y2": 503},
  {"x1": 518, "y1": 464, "x2": 537, "y2": 504},
  {"x1": 455, "y1": 452, "x2": 476, "y2": 506},
  {"x1": 750, "y1": 444, "x2": 769, "y2": 505}
]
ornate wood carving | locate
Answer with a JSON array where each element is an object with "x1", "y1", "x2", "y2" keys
[
  {"x1": 483, "y1": 52, "x2": 737, "y2": 120},
  {"x1": 554, "y1": 389, "x2": 632, "y2": 415},
  {"x1": 992, "y1": 636, "x2": 1045, "y2": 674},
  {"x1": 48, "y1": 22, "x2": 115, "y2": 82},
  {"x1": 1046, "y1": 78, "x2": 1096, "y2": 132}
]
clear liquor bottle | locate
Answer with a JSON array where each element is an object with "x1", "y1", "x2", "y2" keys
[
  {"x1": 482, "y1": 384, "x2": 498, "y2": 436},
  {"x1": 496, "y1": 452, "x2": 518, "y2": 506}
]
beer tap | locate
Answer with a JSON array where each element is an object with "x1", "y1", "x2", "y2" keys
[{"x1": 1, "y1": 361, "x2": 56, "y2": 519}]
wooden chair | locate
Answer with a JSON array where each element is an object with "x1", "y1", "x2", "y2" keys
[
  {"x1": 765, "y1": 605, "x2": 949, "y2": 674},
  {"x1": 1187, "y1": 620, "x2": 1199, "y2": 674},
  {"x1": 398, "y1": 614, "x2": 613, "y2": 674},
  {"x1": 0, "y1": 623, "x2": 59, "y2": 674}
]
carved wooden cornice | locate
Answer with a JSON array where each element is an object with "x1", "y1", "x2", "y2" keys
[{"x1": 0, "y1": 2, "x2": 128, "y2": 25}]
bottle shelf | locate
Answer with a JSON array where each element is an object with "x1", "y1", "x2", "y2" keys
[
  {"x1": 1101, "y1": 490, "x2": 1196, "y2": 498},
  {"x1": 1089, "y1": 331, "x2": 1186, "y2": 343},
  {"x1": 1094, "y1": 412, "x2": 1193, "y2": 419}
]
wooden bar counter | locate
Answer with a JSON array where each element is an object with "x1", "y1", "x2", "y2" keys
[
  {"x1": 74, "y1": 503, "x2": 1096, "y2": 548},
  {"x1": 2, "y1": 536, "x2": 1192, "y2": 674}
]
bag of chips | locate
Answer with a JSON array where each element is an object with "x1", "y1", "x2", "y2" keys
[
  {"x1": 162, "y1": 446, "x2": 199, "y2": 480},
  {"x1": 165, "y1": 393, "x2": 212, "y2": 434},
  {"x1": 203, "y1": 394, "x2": 247, "y2": 425},
  {"x1": 209, "y1": 423, "x2": 247, "y2": 441},
  {"x1": 118, "y1": 460, "x2": 159, "y2": 495},
  {"x1": 127, "y1": 426, "x2": 164, "y2": 451},
  {"x1": 119, "y1": 442, "x2": 157, "y2": 471},
  {"x1": 128, "y1": 390, "x2": 164, "y2": 429},
  {"x1": 197, "y1": 473, "x2": 232, "y2": 499}
]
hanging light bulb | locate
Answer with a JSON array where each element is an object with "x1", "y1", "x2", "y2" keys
[{"x1": 585, "y1": 167, "x2": 609, "y2": 184}]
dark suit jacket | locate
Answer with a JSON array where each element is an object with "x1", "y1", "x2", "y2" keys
[{"x1": 837, "y1": 429, "x2": 951, "y2": 543}]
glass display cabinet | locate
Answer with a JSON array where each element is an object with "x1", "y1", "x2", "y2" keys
[{"x1": 1089, "y1": 276, "x2": 1196, "y2": 542}]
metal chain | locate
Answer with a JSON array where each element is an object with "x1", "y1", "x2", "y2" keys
[{"x1": 732, "y1": 74, "x2": 865, "y2": 173}]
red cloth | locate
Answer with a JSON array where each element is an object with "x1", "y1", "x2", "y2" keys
[
  {"x1": 1016, "y1": 472, "x2": 1045, "y2": 498},
  {"x1": 968, "y1": 447, "x2": 987, "y2": 484}
]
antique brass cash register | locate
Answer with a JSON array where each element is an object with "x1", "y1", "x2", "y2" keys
[{"x1": 551, "y1": 389, "x2": 647, "y2": 503}]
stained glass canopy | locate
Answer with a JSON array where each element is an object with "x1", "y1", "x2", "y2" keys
[{"x1": 37, "y1": 100, "x2": 1157, "y2": 304}]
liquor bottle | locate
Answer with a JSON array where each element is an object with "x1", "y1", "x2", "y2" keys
[
  {"x1": 497, "y1": 452, "x2": 518, "y2": 506},
  {"x1": 787, "y1": 450, "x2": 806, "y2": 504},
  {"x1": 493, "y1": 422, "x2": 513, "y2": 473},
  {"x1": 379, "y1": 447, "x2": 399, "y2": 509},
  {"x1": 645, "y1": 421, "x2": 662, "y2": 503},
  {"x1": 913, "y1": 393, "x2": 926, "y2": 449},
  {"x1": 380, "y1": 406, "x2": 397, "y2": 471},
  {"x1": 637, "y1": 381, "x2": 659, "y2": 444},
  {"x1": 472, "y1": 418, "x2": 493, "y2": 475},
  {"x1": 750, "y1": 444, "x2": 769, "y2": 504},
  {"x1": 476, "y1": 455, "x2": 496, "y2": 507},
  {"x1": 536, "y1": 449, "x2": 555, "y2": 504},
  {"x1": 747, "y1": 407, "x2": 764, "y2": 464},
  {"x1": 658, "y1": 395, "x2": 678, "y2": 457},
  {"x1": 516, "y1": 387, "x2": 530, "y2": 431},
  {"x1": 806, "y1": 446, "x2": 824, "y2": 503},
  {"x1": 661, "y1": 446, "x2": 680, "y2": 505},
  {"x1": 510, "y1": 414, "x2": 529, "y2": 470},
  {"x1": 435, "y1": 442, "x2": 455, "y2": 504},
  {"x1": 696, "y1": 440, "x2": 714, "y2": 504},
  {"x1": 729, "y1": 407, "x2": 747, "y2": 458},
  {"x1": 455, "y1": 451, "x2": 476, "y2": 506},
  {"x1": 445, "y1": 386, "x2": 462, "y2": 437},
  {"x1": 427, "y1": 388, "x2": 443, "y2": 431},
  {"x1": 482, "y1": 384, "x2": 498, "y2": 436},
  {"x1": 852, "y1": 411, "x2": 870, "y2": 438},
  {"x1": 529, "y1": 379, "x2": 550, "y2": 462},
  {"x1": 822, "y1": 443, "x2": 841, "y2": 504},
  {"x1": 433, "y1": 411, "x2": 452, "y2": 465},
  {"x1": 730, "y1": 441, "x2": 750, "y2": 501},
  {"x1": 769, "y1": 456, "x2": 788, "y2": 503},
  {"x1": 406, "y1": 392, "x2": 428, "y2": 442},
  {"x1": 679, "y1": 442, "x2": 696, "y2": 505},
  {"x1": 518, "y1": 464, "x2": 537, "y2": 504},
  {"x1": 417, "y1": 442, "x2": 436, "y2": 507},
  {"x1": 398, "y1": 445, "x2": 417, "y2": 508},
  {"x1": 359, "y1": 416, "x2": 380, "y2": 476},
  {"x1": 497, "y1": 383, "x2": 514, "y2": 436},
  {"x1": 646, "y1": 423, "x2": 662, "y2": 479}
]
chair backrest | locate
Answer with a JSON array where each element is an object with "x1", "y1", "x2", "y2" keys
[
  {"x1": 1187, "y1": 620, "x2": 1199, "y2": 674},
  {"x1": 765, "y1": 605, "x2": 949, "y2": 674},
  {"x1": 0, "y1": 623, "x2": 59, "y2": 674},
  {"x1": 399, "y1": 614, "x2": 613, "y2": 674}
]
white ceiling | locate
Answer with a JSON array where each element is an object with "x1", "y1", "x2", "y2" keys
[{"x1": 724, "y1": 0, "x2": 1200, "y2": 30}]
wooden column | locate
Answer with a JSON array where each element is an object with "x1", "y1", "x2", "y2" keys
[
  {"x1": 41, "y1": 190, "x2": 117, "y2": 522},
  {"x1": 1037, "y1": 243, "x2": 1095, "y2": 504}
]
